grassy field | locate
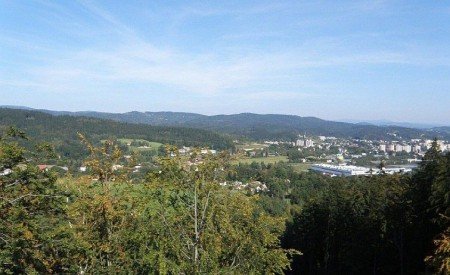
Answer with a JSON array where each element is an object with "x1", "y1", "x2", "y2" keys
[
  {"x1": 289, "y1": 163, "x2": 312, "y2": 173},
  {"x1": 235, "y1": 143, "x2": 269, "y2": 151},
  {"x1": 232, "y1": 156, "x2": 311, "y2": 172},
  {"x1": 116, "y1": 139, "x2": 163, "y2": 152},
  {"x1": 231, "y1": 156, "x2": 288, "y2": 165}
]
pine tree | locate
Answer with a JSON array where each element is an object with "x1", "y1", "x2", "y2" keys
[{"x1": 0, "y1": 127, "x2": 76, "y2": 273}]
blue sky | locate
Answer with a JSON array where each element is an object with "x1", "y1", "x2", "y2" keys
[{"x1": 1, "y1": 0, "x2": 449, "y2": 124}]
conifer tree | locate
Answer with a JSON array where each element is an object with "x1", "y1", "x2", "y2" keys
[{"x1": 0, "y1": 127, "x2": 76, "y2": 273}]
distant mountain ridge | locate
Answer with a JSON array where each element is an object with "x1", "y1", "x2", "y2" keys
[
  {"x1": 340, "y1": 119, "x2": 446, "y2": 129},
  {"x1": 43, "y1": 110, "x2": 207, "y2": 125},
  {"x1": 0, "y1": 108, "x2": 234, "y2": 161},
  {"x1": 433, "y1": 126, "x2": 450, "y2": 135},
  {"x1": 1, "y1": 106, "x2": 449, "y2": 141}
]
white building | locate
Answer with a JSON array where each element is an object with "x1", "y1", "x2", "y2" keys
[
  {"x1": 414, "y1": 145, "x2": 422, "y2": 153},
  {"x1": 201, "y1": 149, "x2": 217, "y2": 155},
  {"x1": 112, "y1": 164, "x2": 123, "y2": 171},
  {"x1": 311, "y1": 164, "x2": 371, "y2": 176},
  {"x1": 0, "y1": 168, "x2": 12, "y2": 176},
  {"x1": 403, "y1": 145, "x2": 412, "y2": 153},
  {"x1": 386, "y1": 144, "x2": 395, "y2": 152},
  {"x1": 311, "y1": 164, "x2": 413, "y2": 177},
  {"x1": 295, "y1": 139, "x2": 304, "y2": 147},
  {"x1": 438, "y1": 141, "x2": 447, "y2": 151},
  {"x1": 305, "y1": 139, "x2": 314, "y2": 148},
  {"x1": 296, "y1": 138, "x2": 314, "y2": 148},
  {"x1": 178, "y1": 146, "x2": 191, "y2": 155}
]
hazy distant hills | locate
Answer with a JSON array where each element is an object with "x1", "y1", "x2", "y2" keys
[
  {"x1": 1, "y1": 106, "x2": 449, "y2": 141},
  {"x1": 340, "y1": 119, "x2": 446, "y2": 129},
  {"x1": 174, "y1": 113, "x2": 449, "y2": 140},
  {"x1": 433, "y1": 126, "x2": 450, "y2": 135}
]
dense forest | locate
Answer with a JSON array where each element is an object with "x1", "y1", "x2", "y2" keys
[
  {"x1": 1, "y1": 126, "x2": 449, "y2": 274},
  {"x1": 0, "y1": 108, "x2": 234, "y2": 160},
  {"x1": 7, "y1": 106, "x2": 449, "y2": 141}
]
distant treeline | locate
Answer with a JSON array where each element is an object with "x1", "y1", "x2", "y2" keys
[
  {"x1": 0, "y1": 108, "x2": 235, "y2": 161},
  {"x1": 11, "y1": 107, "x2": 450, "y2": 141}
]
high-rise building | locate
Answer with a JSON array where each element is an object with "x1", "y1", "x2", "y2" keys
[
  {"x1": 438, "y1": 141, "x2": 447, "y2": 151},
  {"x1": 414, "y1": 145, "x2": 421, "y2": 153},
  {"x1": 295, "y1": 139, "x2": 305, "y2": 147},
  {"x1": 386, "y1": 144, "x2": 395, "y2": 152},
  {"x1": 305, "y1": 139, "x2": 314, "y2": 148},
  {"x1": 403, "y1": 145, "x2": 412, "y2": 153}
]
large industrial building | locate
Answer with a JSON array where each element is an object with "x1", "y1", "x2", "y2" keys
[
  {"x1": 310, "y1": 164, "x2": 413, "y2": 177},
  {"x1": 311, "y1": 164, "x2": 371, "y2": 176}
]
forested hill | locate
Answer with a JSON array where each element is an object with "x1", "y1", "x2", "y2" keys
[
  {"x1": 432, "y1": 126, "x2": 450, "y2": 135},
  {"x1": 0, "y1": 109, "x2": 234, "y2": 158},
  {"x1": 7, "y1": 107, "x2": 449, "y2": 141},
  {"x1": 177, "y1": 113, "x2": 450, "y2": 140},
  {"x1": 47, "y1": 110, "x2": 206, "y2": 125}
]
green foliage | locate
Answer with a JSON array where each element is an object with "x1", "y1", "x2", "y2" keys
[
  {"x1": 2, "y1": 125, "x2": 449, "y2": 274},
  {"x1": 0, "y1": 108, "x2": 235, "y2": 164},
  {"x1": 79, "y1": 133, "x2": 132, "y2": 183},
  {"x1": 38, "y1": 109, "x2": 450, "y2": 141},
  {"x1": 422, "y1": 141, "x2": 450, "y2": 273},
  {"x1": 283, "y1": 141, "x2": 450, "y2": 274},
  {"x1": 56, "y1": 142, "x2": 295, "y2": 273},
  {"x1": 137, "y1": 148, "x2": 296, "y2": 273},
  {"x1": 0, "y1": 127, "x2": 77, "y2": 273},
  {"x1": 426, "y1": 226, "x2": 450, "y2": 274},
  {"x1": 284, "y1": 175, "x2": 412, "y2": 274}
]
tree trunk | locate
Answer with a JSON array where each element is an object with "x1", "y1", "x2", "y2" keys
[{"x1": 194, "y1": 182, "x2": 199, "y2": 271}]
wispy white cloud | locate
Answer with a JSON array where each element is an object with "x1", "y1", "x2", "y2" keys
[
  {"x1": 2, "y1": 0, "x2": 449, "y2": 102},
  {"x1": 76, "y1": 0, "x2": 138, "y2": 38},
  {"x1": 19, "y1": 42, "x2": 445, "y2": 100},
  {"x1": 237, "y1": 91, "x2": 318, "y2": 101}
]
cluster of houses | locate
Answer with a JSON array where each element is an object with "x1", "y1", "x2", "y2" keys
[
  {"x1": 264, "y1": 134, "x2": 449, "y2": 158},
  {"x1": 265, "y1": 135, "x2": 338, "y2": 149},
  {"x1": 263, "y1": 135, "x2": 339, "y2": 152},
  {"x1": 0, "y1": 164, "x2": 69, "y2": 176},
  {"x1": 38, "y1": 164, "x2": 68, "y2": 172},
  {"x1": 178, "y1": 146, "x2": 217, "y2": 156},
  {"x1": 219, "y1": 180, "x2": 268, "y2": 194},
  {"x1": 77, "y1": 146, "x2": 219, "y2": 173}
]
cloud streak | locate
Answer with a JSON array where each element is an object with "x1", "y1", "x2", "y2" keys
[
  {"x1": 17, "y1": 38, "x2": 449, "y2": 97},
  {"x1": 1, "y1": 0, "x2": 449, "y2": 123},
  {"x1": 3, "y1": 1, "x2": 446, "y2": 94}
]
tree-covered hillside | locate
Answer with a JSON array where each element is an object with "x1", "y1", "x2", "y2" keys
[
  {"x1": 47, "y1": 110, "x2": 206, "y2": 125},
  {"x1": 0, "y1": 109, "x2": 234, "y2": 160},
  {"x1": 8, "y1": 107, "x2": 448, "y2": 141},
  {"x1": 181, "y1": 113, "x2": 448, "y2": 141},
  {"x1": 433, "y1": 126, "x2": 450, "y2": 135}
]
